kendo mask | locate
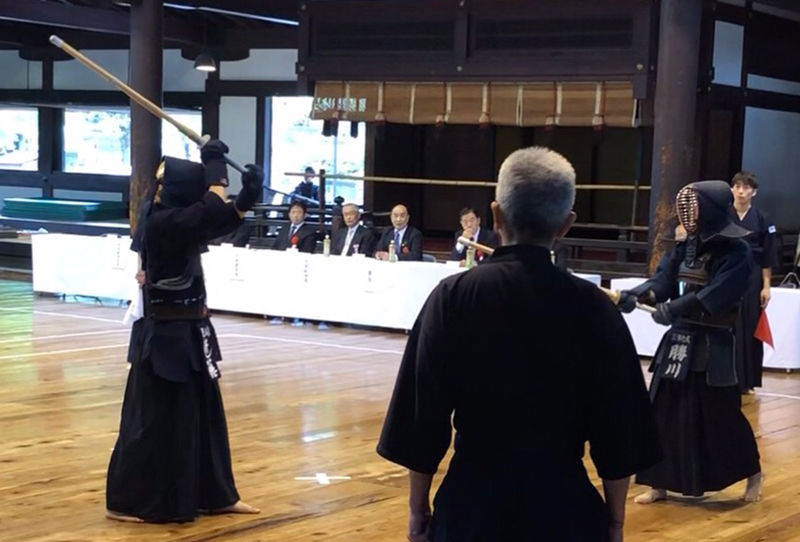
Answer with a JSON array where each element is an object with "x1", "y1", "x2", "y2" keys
[
  {"x1": 676, "y1": 180, "x2": 749, "y2": 271},
  {"x1": 676, "y1": 180, "x2": 749, "y2": 243},
  {"x1": 156, "y1": 156, "x2": 206, "y2": 209}
]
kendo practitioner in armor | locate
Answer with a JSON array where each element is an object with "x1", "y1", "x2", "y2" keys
[
  {"x1": 106, "y1": 140, "x2": 264, "y2": 523},
  {"x1": 619, "y1": 180, "x2": 764, "y2": 504}
]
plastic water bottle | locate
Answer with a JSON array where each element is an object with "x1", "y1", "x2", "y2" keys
[
  {"x1": 465, "y1": 246, "x2": 476, "y2": 269},
  {"x1": 323, "y1": 234, "x2": 331, "y2": 257},
  {"x1": 388, "y1": 240, "x2": 397, "y2": 263}
]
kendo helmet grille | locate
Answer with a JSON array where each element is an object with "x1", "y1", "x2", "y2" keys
[{"x1": 676, "y1": 185, "x2": 699, "y2": 234}]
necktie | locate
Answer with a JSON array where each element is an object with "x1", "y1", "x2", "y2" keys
[
  {"x1": 394, "y1": 230, "x2": 401, "y2": 254},
  {"x1": 343, "y1": 228, "x2": 355, "y2": 255},
  {"x1": 290, "y1": 225, "x2": 297, "y2": 237}
]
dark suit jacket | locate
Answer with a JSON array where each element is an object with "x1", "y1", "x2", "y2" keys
[
  {"x1": 376, "y1": 226, "x2": 424, "y2": 261},
  {"x1": 273, "y1": 223, "x2": 317, "y2": 253},
  {"x1": 332, "y1": 225, "x2": 376, "y2": 256},
  {"x1": 449, "y1": 228, "x2": 500, "y2": 262}
]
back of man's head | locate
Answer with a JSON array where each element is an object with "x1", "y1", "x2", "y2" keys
[{"x1": 496, "y1": 147, "x2": 576, "y2": 244}]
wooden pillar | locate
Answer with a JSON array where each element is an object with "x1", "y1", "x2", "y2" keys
[
  {"x1": 648, "y1": 0, "x2": 703, "y2": 271},
  {"x1": 38, "y1": 56, "x2": 61, "y2": 199},
  {"x1": 203, "y1": 70, "x2": 221, "y2": 139},
  {"x1": 129, "y1": 0, "x2": 163, "y2": 231}
]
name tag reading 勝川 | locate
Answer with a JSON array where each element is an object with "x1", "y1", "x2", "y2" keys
[{"x1": 661, "y1": 330, "x2": 694, "y2": 382}]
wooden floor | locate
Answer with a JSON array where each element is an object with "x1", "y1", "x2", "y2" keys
[{"x1": 1, "y1": 280, "x2": 800, "y2": 542}]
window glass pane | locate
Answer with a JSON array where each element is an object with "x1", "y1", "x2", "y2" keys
[
  {"x1": 747, "y1": 74, "x2": 800, "y2": 96},
  {"x1": 270, "y1": 96, "x2": 366, "y2": 205},
  {"x1": 0, "y1": 108, "x2": 39, "y2": 171},
  {"x1": 712, "y1": 21, "x2": 744, "y2": 87},
  {"x1": 64, "y1": 108, "x2": 132, "y2": 175},
  {"x1": 63, "y1": 108, "x2": 203, "y2": 175},
  {"x1": 162, "y1": 111, "x2": 203, "y2": 162}
]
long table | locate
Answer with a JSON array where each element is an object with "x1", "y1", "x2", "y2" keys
[
  {"x1": 610, "y1": 277, "x2": 800, "y2": 371},
  {"x1": 32, "y1": 233, "x2": 602, "y2": 331}
]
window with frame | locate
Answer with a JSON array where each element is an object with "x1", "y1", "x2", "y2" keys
[
  {"x1": 271, "y1": 96, "x2": 366, "y2": 205},
  {"x1": 63, "y1": 108, "x2": 203, "y2": 176},
  {"x1": 0, "y1": 108, "x2": 39, "y2": 171}
]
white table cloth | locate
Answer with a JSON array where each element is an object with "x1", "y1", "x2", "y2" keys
[{"x1": 32, "y1": 233, "x2": 601, "y2": 331}]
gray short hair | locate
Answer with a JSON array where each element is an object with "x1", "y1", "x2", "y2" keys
[
  {"x1": 496, "y1": 147, "x2": 576, "y2": 240},
  {"x1": 342, "y1": 203, "x2": 360, "y2": 213}
]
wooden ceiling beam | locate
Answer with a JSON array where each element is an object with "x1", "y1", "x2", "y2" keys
[
  {"x1": 0, "y1": 0, "x2": 202, "y2": 44},
  {"x1": 163, "y1": 0, "x2": 299, "y2": 25}
]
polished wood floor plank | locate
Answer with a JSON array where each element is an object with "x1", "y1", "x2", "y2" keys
[{"x1": 1, "y1": 279, "x2": 800, "y2": 541}]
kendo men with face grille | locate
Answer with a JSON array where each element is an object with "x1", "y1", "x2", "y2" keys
[
  {"x1": 106, "y1": 141, "x2": 263, "y2": 523},
  {"x1": 619, "y1": 180, "x2": 764, "y2": 504}
]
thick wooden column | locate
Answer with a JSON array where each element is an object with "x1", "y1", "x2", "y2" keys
[
  {"x1": 129, "y1": 0, "x2": 163, "y2": 230},
  {"x1": 648, "y1": 0, "x2": 703, "y2": 271}
]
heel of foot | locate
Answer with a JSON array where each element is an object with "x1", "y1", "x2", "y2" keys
[
  {"x1": 106, "y1": 510, "x2": 145, "y2": 523},
  {"x1": 634, "y1": 489, "x2": 667, "y2": 505},
  {"x1": 743, "y1": 472, "x2": 765, "y2": 503}
]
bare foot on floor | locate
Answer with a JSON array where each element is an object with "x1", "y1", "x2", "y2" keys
[
  {"x1": 634, "y1": 488, "x2": 667, "y2": 504},
  {"x1": 106, "y1": 510, "x2": 145, "y2": 523},
  {"x1": 212, "y1": 500, "x2": 260, "y2": 515},
  {"x1": 743, "y1": 472, "x2": 765, "y2": 502}
]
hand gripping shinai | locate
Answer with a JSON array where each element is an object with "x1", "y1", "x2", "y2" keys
[
  {"x1": 49, "y1": 34, "x2": 246, "y2": 175},
  {"x1": 457, "y1": 236, "x2": 656, "y2": 314}
]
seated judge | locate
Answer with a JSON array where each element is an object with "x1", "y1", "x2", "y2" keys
[
  {"x1": 332, "y1": 203, "x2": 376, "y2": 256},
  {"x1": 272, "y1": 200, "x2": 317, "y2": 253},
  {"x1": 449, "y1": 207, "x2": 500, "y2": 265},
  {"x1": 375, "y1": 204, "x2": 423, "y2": 261}
]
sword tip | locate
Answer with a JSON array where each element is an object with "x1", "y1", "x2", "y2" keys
[{"x1": 49, "y1": 35, "x2": 64, "y2": 48}]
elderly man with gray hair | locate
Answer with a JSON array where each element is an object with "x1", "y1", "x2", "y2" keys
[
  {"x1": 377, "y1": 147, "x2": 661, "y2": 542},
  {"x1": 331, "y1": 203, "x2": 376, "y2": 256}
]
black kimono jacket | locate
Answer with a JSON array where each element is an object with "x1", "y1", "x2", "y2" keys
[
  {"x1": 377, "y1": 244, "x2": 661, "y2": 542},
  {"x1": 729, "y1": 206, "x2": 778, "y2": 271}
]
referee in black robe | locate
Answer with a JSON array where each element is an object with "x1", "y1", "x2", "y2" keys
[
  {"x1": 377, "y1": 147, "x2": 661, "y2": 542},
  {"x1": 106, "y1": 141, "x2": 263, "y2": 523}
]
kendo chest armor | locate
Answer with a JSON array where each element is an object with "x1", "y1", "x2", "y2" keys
[
  {"x1": 677, "y1": 243, "x2": 737, "y2": 328},
  {"x1": 145, "y1": 256, "x2": 207, "y2": 320}
]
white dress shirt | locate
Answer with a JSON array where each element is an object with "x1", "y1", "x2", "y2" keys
[
  {"x1": 342, "y1": 225, "x2": 359, "y2": 255},
  {"x1": 455, "y1": 227, "x2": 480, "y2": 254}
]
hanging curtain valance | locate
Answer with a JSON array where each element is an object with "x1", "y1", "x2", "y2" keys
[{"x1": 310, "y1": 81, "x2": 643, "y2": 128}]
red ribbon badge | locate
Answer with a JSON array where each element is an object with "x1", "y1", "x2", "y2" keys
[{"x1": 291, "y1": 235, "x2": 299, "y2": 247}]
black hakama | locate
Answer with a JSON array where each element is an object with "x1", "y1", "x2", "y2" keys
[
  {"x1": 106, "y1": 321, "x2": 239, "y2": 522},
  {"x1": 635, "y1": 372, "x2": 760, "y2": 495}
]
